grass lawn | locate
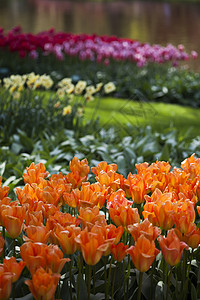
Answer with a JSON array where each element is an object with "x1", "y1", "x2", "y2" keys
[{"x1": 85, "y1": 97, "x2": 200, "y2": 137}]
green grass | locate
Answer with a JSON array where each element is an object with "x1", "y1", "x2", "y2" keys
[{"x1": 85, "y1": 97, "x2": 200, "y2": 137}]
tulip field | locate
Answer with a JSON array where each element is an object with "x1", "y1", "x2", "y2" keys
[
  {"x1": 1, "y1": 26, "x2": 200, "y2": 300},
  {"x1": 1, "y1": 154, "x2": 200, "y2": 300}
]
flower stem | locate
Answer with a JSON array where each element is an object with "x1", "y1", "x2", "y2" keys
[
  {"x1": 77, "y1": 252, "x2": 83, "y2": 300},
  {"x1": 93, "y1": 265, "x2": 96, "y2": 295},
  {"x1": 166, "y1": 266, "x2": 172, "y2": 300},
  {"x1": 88, "y1": 265, "x2": 92, "y2": 300},
  {"x1": 104, "y1": 256, "x2": 108, "y2": 300},
  {"x1": 137, "y1": 272, "x2": 143, "y2": 300},
  {"x1": 111, "y1": 263, "x2": 117, "y2": 300},
  {"x1": 69, "y1": 255, "x2": 72, "y2": 300},
  {"x1": 106, "y1": 257, "x2": 113, "y2": 299}
]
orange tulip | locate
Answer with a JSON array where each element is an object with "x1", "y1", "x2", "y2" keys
[
  {"x1": 107, "y1": 189, "x2": 133, "y2": 209},
  {"x1": 158, "y1": 229, "x2": 189, "y2": 266},
  {"x1": 20, "y1": 242, "x2": 47, "y2": 275},
  {"x1": 109, "y1": 205, "x2": 140, "y2": 230},
  {"x1": 20, "y1": 242, "x2": 69, "y2": 275},
  {"x1": 127, "y1": 173, "x2": 147, "y2": 204},
  {"x1": 111, "y1": 242, "x2": 128, "y2": 262},
  {"x1": 0, "y1": 176, "x2": 9, "y2": 200},
  {"x1": 49, "y1": 172, "x2": 72, "y2": 205},
  {"x1": 25, "y1": 267, "x2": 60, "y2": 300},
  {"x1": 181, "y1": 153, "x2": 200, "y2": 181},
  {"x1": 1, "y1": 205, "x2": 25, "y2": 238},
  {"x1": 54, "y1": 224, "x2": 81, "y2": 255},
  {"x1": 45, "y1": 244, "x2": 70, "y2": 274},
  {"x1": 0, "y1": 267, "x2": 13, "y2": 300},
  {"x1": 41, "y1": 203, "x2": 61, "y2": 222},
  {"x1": 3, "y1": 257, "x2": 26, "y2": 283},
  {"x1": 75, "y1": 228, "x2": 109, "y2": 265},
  {"x1": 173, "y1": 200, "x2": 195, "y2": 234},
  {"x1": 0, "y1": 199, "x2": 17, "y2": 226},
  {"x1": 175, "y1": 223, "x2": 200, "y2": 249},
  {"x1": 77, "y1": 206, "x2": 106, "y2": 229},
  {"x1": 35, "y1": 184, "x2": 60, "y2": 206},
  {"x1": 69, "y1": 157, "x2": 90, "y2": 178},
  {"x1": 91, "y1": 161, "x2": 117, "y2": 177},
  {"x1": 24, "y1": 210, "x2": 43, "y2": 226},
  {"x1": 23, "y1": 162, "x2": 49, "y2": 185},
  {"x1": 143, "y1": 189, "x2": 175, "y2": 230},
  {"x1": 64, "y1": 157, "x2": 90, "y2": 189},
  {"x1": 127, "y1": 234, "x2": 160, "y2": 272},
  {"x1": 23, "y1": 224, "x2": 51, "y2": 243},
  {"x1": 127, "y1": 219, "x2": 161, "y2": 242},
  {"x1": 0, "y1": 233, "x2": 4, "y2": 257},
  {"x1": 90, "y1": 224, "x2": 124, "y2": 256},
  {"x1": 16, "y1": 183, "x2": 38, "y2": 205}
]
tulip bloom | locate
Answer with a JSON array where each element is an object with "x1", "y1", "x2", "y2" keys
[
  {"x1": 128, "y1": 219, "x2": 161, "y2": 242},
  {"x1": 25, "y1": 267, "x2": 60, "y2": 300},
  {"x1": 23, "y1": 162, "x2": 49, "y2": 185},
  {"x1": 109, "y1": 205, "x2": 140, "y2": 230},
  {"x1": 20, "y1": 242, "x2": 47, "y2": 275},
  {"x1": 173, "y1": 200, "x2": 195, "y2": 234},
  {"x1": 1, "y1": 205, "x2": 25, "y2": 238},
  {"x1": 0, "y1": 268, "x2": 13, "y2": 300},
  {"x1": 158, "y1": 229, "x2": 189, "y2": 266},
  {"x1": 75, "y1": 229, "x2": 109, "y2": 265},
  {"x1": 127, "y1": 235, "x2": 160, "y2": 272},
  {"x1": 0, "y1": 176, "x2": 9, "y2": 200},
  {"x1": 54, "y1": 224, "x2": 81, "y2": 255},
  {"x1": 3, "y1": 257, "x2": 26, "y2": 283},
  {"x1": 127, "y1": 174, "x2": 147, "y2": 204},
  {"x1": 45, "y1": 244, "x2": 70, "y2": 274},
  {"x1": 111, "y1": 243, "x2": 128, "y2": 262},
  {"x1": 23, "y1": 224, "x2": 51, "y2": 243}
]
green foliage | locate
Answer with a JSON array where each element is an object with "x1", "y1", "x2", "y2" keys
[{"x1": 1, "y1": 52, "x2": 200, "y2": 107}]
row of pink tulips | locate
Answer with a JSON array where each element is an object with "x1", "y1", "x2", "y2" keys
[{"x1": 0, "y1": 26, "x2": 198, "y2": 67}]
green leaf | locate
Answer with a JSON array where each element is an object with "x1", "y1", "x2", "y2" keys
[
  {"x1": 191, "y1": 282, "x2": 197, "y2": 300},
  {"x1": 0, "y1": 161, "x2": 6, "y2": 176},
  {"x1": 3, "y1": 175, "x2": 16, "y2": 187},
  {"x1": 79, "y1": 277, "x2": 88, "y2": 300}
]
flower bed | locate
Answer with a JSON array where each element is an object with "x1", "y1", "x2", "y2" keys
[
  {"x1": 1, "y1": 154, "x2": 200, "y2": 299},
  {"x1": 0, "y1": 26, "x2": 197, "y2": 67}
]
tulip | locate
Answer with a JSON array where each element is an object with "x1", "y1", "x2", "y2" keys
[
  {"x1": 158, "y1": 229, "x2": 189, "y2": 266},
  {"x1": 45, "y1": 244, "x2": 70, "y2": 274},
  {"x1": 0, "y1": 176, "x2": 9, "y2": 200},
  {"x1": 128, "y1": 218, "x2": 161, "y2": 242},
  {"x1": 3, "y1": 257, "x2": 26, "y2": 283},
  {"x1": 111, "y1": 242, "x2": 128, "y2": 262},
  {"x1": 1, "y1": 205, "x2": 25, "y2": 239},
  {"x1": 75, "y1": 229, "x2": 109, "y2": 265},
  {"x1": 23, "y1": 224, "x2": 51, "y2": 243},
  {"x1": 25, "y1": 267, "x2": 60, "y2": 300},
  {"x1": 173, "y1": 200, "x2": 195, "y2": 234},
  {"x1": 54, "y1": 224, "x2": 81, "y2": 255},
  {"x1": 23, "y1": 162, "x2": 49, "y2": 185},
  {"x1": 109, "y1": 205, "x2": 140, "y2": 230},
  {"x1": 0, "y1": 267, "x2": 13, "y2": 300},
  {"x1": 127, "y1": 234, "x2": 160, "y2": 272},
  {"x1": 20, "y1": 242, "x2": 47, "y2": 275}
]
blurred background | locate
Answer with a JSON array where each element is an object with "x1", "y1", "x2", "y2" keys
[{"x1": 0, "y1": 0, "x2": 200, "y2": 69}]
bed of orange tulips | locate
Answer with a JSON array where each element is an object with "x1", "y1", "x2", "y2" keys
[{"x1": 1, "y1": 154, "x2": 200, "y2": 300}]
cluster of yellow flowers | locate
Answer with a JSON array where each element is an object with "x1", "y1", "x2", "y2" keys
[
  {"x1": 1, "y1": 73, "x2": 116, "y2": 117},
  {"x1": 1, "y1": 73, "x2": 54, "y2": 99}
]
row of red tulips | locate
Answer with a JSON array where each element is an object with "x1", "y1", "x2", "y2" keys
[
  {"x1": 1, "y1": 154, "x2": 200, "y2": 299},
  {"x1": 0, "y1": 26, "x2": 198, "y2": 67}
]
